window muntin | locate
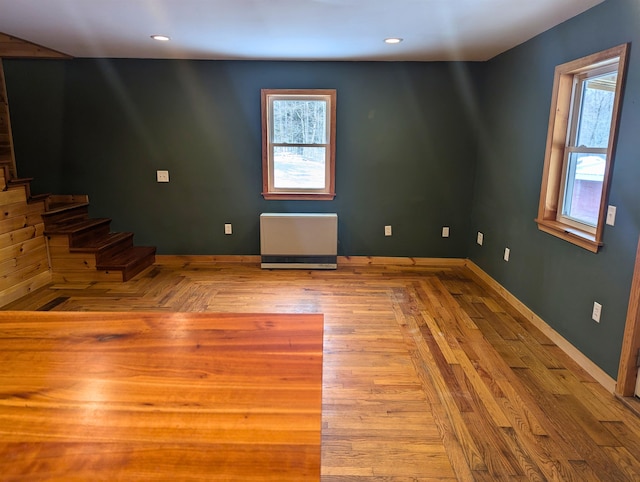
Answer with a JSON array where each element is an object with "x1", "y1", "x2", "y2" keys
[
  {"x1": 261, "y1": 89, "x2": 336, "y2": 200},
  {"x1": 536, "y1": 44, "x2": 628, "y2": 252}
]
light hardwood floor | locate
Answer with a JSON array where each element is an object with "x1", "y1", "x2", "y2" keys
[
  {"x1": 0, "y1": 311, "x2": 323, "y2": 480},
  {"x1": 4, "y1": 258, "x2": 640, "y2": 481}
]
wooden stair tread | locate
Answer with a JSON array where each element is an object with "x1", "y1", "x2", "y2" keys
[
  {"x1": 44, "y1": 217, "x2": 111, "y2": 235},
  {"x1": 42, "y1": 201, "x2": 89, "y2": 215},
  {"x1": 71, "y1": 232, "x2": 133, "y2": 253},
  {"x1": 102, "y1": 245, "x2": 156, "y2": 281},
  {"x1": 97, "y1": 246, "x2": 156, "y2": 270},
  {"x1": 7, "y1": 177, "x2": 33, "y2": 185},
  {"x1": 28, "y1": 193, "x2": 51, "y2": 203}
]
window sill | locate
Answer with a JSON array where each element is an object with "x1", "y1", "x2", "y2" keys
[
  {"x1": 535, "y1": 219, "x2": 602, "y2": 253},
  {"x1": 262, "y1": 192, "x2": 336, "y2": 201}
]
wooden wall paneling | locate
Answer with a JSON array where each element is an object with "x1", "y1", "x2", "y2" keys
[
  {"x1": 51, "y1": 270, "x2": 128, "y2": 283},
  {"x1": 0, "y1": 270, "x2": 51, "y2": 307},
  {"x1": 0, "y1": 32, "x2": 71, "y2": 59},
  {"x1": 0, "y1": 182, "x2": 51, "y2": 305},
  {"x1": 0, "y1": 223, "x2": 44, "y2": 249}
]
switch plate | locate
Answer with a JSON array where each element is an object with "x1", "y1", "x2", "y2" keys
[
  {"x1": 384, "y1": 225, "x2": 392, "y2": 237},
  {"x1": 592, "y1": 301, "x2": 602, "y2": 323},
  {"x1": 504, "y1": 247, "x2": 510, "y2": 262},
  {"x1": 606, "y1": 205, "x2": 616, "y2": 226},
  {"x1": 442, "y1": 226, "x2": 450, "y2": 238},
  {"x1": 156, "y1": 170, "x2": 169, "y2": 183},
  {"x1": 224, "y1": 223, "x2": 232, "y2": 235},
  {"x1": 477, "y1": 232, "x2": 484, "y2": 246}
]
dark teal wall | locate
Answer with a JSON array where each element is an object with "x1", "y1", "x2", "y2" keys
[
  {"x1": 5, "y1": 59, "x2": 478, "y2": 257},
  {"x1": 4, "y1": 60, "x2": 66, "y2": 194},
  {"x1": 470, "y1": 0, "x2": 640, "y2": 377}
]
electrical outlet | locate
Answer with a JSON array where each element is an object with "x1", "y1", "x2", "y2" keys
[
  {"x1": 384, "y1": 225, "x2": 392, "y2": 236},
  {"x1": 592, "y1": 301, "x2": 602, "y2": 323},
  {"x1": 442, "y1": 226, "x2": 450, "y2": 238},
  {"x1": 606, "y1": 205, "x2": 617, "y2": 226},
  {"x1": 156, "y1": 170, "x2": 169, "y2": 183},
  {"x1": 477, "y1": 232, "x2": 484, "y2": 246},
  {"x1": 504, "y1": 247, "x2": 510, "y2": 262},
  {"x1": 224, "y1": 223, "x2": 232, "y2": 235}
]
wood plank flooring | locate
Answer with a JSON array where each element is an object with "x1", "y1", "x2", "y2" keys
[
  {"x1": 0, "y1": 311, "x2": 323, "y2": 481},
  {"x1": 4, "y1": 258, "x2": 640, "y2": 481}
]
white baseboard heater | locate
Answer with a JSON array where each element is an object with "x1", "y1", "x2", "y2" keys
[{"x1": 260, "y1": 213, "x2": 338, "y2": 269}]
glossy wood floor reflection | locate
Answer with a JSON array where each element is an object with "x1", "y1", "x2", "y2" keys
[
  {"x1": 0, "y1": 311, "x2": 323, "y2": 481},
  {"x1": 5, "y1": 259, "x2": 640, "y2": 481}
]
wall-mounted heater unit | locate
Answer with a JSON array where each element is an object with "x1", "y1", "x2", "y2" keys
[{"x1": 260, "y1": 213, "x2": 338, "y2": 269}]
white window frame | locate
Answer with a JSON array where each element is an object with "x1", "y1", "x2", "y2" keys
[
  {"x1": 536, "y1": 44, "x2": 628, "y2": 252},
  {"x1": 556, "y1": 63, "x2": 617, "y2": 234},
  {"x1": 261, "y1": 89, "x2": 336, "y2": 201}
]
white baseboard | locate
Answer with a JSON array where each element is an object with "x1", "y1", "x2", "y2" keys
[{"x1": 464, "y1": 260, "x2": 617, "y2": 393}]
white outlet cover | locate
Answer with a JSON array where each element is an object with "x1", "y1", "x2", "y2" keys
[
  {"x1": 442, "y1": 226, "x2": 450, "y2": 238},
  {"x1": 156, "y1": 170, "x2": 170, "y2": 182},
  {"x1": 384, "y1": 225, "x2": 392, "y2": 236},
  {"x1": 224, "y1": 223, "x2": 232, "y2": 235},
  {"x1": 606, "y1": 205, "x2": 616, "y2": 226},
  {"x1": 477, "y1": 232, "x2": 484, "y2": 246},
  {"x1": 504, "y1": 247, "x2": 510, "y2": 262}
]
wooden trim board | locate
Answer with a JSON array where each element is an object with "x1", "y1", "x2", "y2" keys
[
  {"x1": 616, "y1": 235, "x2": 640, "y2": 396},
  {"x1": 464, "y1": 259, "x2": 616, "y2": 393},
  {"x1": 155, "y1": 254, "x2": 261, "y2": 265},
  {"x1": 338, "y1": 256, "x2": 465, "y2": 267},
  {"x1": 0, "y1": 32, "x2": 71, "y2": 58},
  {"x1": 155, "y1": 254, "x2": 465, "y2": 268}
]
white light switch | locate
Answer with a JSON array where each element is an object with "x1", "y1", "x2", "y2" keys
[
  {"x1": 384, "y1": 225, "x2": 392, "y2": 236},
  {"x1": 504, "y1": 247, "x2": 510, "y2": 262},
  {"x1": 156, "y1": 170, "x2": 170, "y2": 183},
  {"x1": 224, "y1": 223, "x2": 232, "y2": 235},
  {"x1": 442, "y1": 226, "x2": 450, "y2": 238},
  {"x1": 592, "y1": 301, "x2": 602, "y2": 323}
]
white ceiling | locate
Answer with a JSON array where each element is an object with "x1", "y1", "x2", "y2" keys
[{"x1": 0, "y1": 0, "x2": 604, "y2": 61}]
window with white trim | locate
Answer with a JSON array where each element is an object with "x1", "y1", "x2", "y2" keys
[
  {"x1": 261, "y1": 89, "x2": 336, "y2": 200},
  {"x1": 536, "y1": 44, "x2": 628, "y2": 252}
]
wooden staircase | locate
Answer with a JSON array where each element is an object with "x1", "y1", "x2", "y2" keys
[
  {"x1": 0, "y1": 59, "x2": 154, "y2": 287},
  {"x1": 42, "y1": 194, "x2": 156, "y2": 282},
  {"x1": 1, "y1": 170, "x2": 156, "y2": 284}
]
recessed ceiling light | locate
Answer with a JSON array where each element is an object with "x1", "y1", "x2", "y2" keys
[
  {"x1": 384, "y1": 38, "x2": 403, "y2": 44},
  {"x1": 151, "y1": 35, "x2": 170, "y2": 42}
]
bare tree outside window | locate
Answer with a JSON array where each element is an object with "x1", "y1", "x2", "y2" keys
[
  {"x1": 261, "y1": 89, "x2": 337, "y2": 200},
  {"x1": 272, "y1": 100, "x2": 327, "y2": 189}
]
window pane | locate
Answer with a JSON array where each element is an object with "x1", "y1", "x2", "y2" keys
[
  {"x1": 272, "y1": 100, "x2": 327, "y2": 144},
  {"x1": 562, "y1": 153, "x2": 606, "y2": 226},
  {"x1": 575, "y1": 73, "x2": 616, "y2": 148},
  {"x1": 273, "y1": 146, "x2": 326, "y2": 189}
]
